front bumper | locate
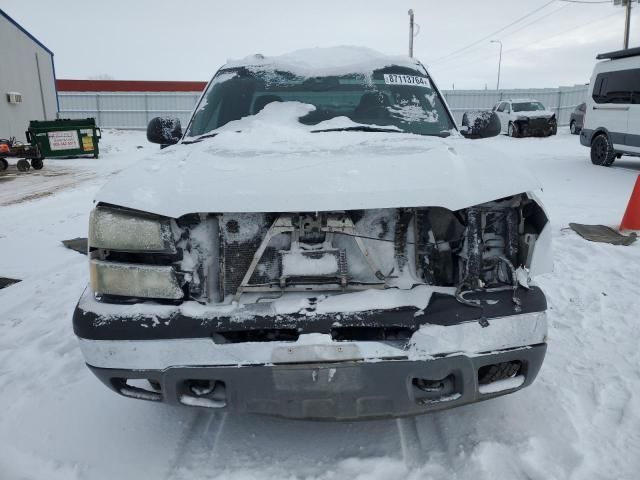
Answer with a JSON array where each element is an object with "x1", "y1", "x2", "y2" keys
[
  {"x1": 74, "y1": 286, "x2": 548, "y2": 419},
  {"x1": 88, "y1": 343, "x2": 546, "y2": 420},
  {"x1": 514, "y1": 118, "x2": 555, "y2": 137}
]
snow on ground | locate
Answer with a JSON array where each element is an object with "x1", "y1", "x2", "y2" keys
[{"x1": 1, "y1": 128, "x2": 639, "y2": 479}]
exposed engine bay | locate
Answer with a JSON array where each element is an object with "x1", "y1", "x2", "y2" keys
[{"x1": 97, "y1": 193, "x2": 547, "y2": 310}]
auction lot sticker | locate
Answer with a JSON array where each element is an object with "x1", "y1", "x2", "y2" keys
[
  {"x1": 383, "y1": 74, "x2": 430, "y2": 87},
  {"x1": 48, "y1": 131, "x2": 80, "y2": 151}
]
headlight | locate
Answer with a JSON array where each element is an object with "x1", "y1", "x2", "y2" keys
[
  {"x1": 90, "y1": 260, "x2": 183, "y2": 300},
  {"x1": 89, "y1": 206, "x2": 175, "y2": 252}
]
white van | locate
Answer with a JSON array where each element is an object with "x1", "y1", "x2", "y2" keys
[{"x1": 581, "y1": 47, "x2": 640, "y2": 166}]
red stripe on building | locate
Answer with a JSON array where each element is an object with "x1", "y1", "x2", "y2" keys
[{"x1": 56, "y1": 79, "x2": 208, "y2": 92}]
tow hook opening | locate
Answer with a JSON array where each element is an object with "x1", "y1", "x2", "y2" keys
[
  {"x1": 179, "y1": 380, "x2": 227, "y2": 409},
  {"x1": 478, "y1": 360, "x2": 522, "y2": 385},
  {"x1": 477, "y1": 361, "x2": 525, "y2": 394},
  {"x1": 412, "y1": 374, "x2": 460, "y2": 404},
  {"x1": 112, "y1": 378, "x2": 163, "y2": 402}
]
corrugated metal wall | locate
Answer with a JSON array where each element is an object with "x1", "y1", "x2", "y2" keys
[
  {"x1": 58, "y1": 92, "x2": 200, "y2": 129},
  {"x1": 58, "y1": 85, "x2": 588, "y2": 130}
]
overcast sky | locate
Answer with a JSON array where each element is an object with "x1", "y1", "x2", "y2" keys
[{"x1": 2, "y1": 0, "x2": 638, "y2": 89}]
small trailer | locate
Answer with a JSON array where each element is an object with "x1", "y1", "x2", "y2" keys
[
  {"x1": 0, "y1": 138, "x2": 43, "y2": 172},
  {"x1": 1, "y1": 118, "x2": 101, "y2": 172}
]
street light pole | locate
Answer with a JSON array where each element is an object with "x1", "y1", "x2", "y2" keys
[
  {"x1": 624, "y1": 0, "x2": 632, "y2": 49},
  {"x1": 408, "y1": 9, "x2": 415, "y2": 57},
  {"x1": 490, "y1": 40, "x2": 503, "y2": 90}
]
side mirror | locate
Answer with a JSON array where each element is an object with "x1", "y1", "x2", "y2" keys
[
  {"x1": 147, "y1": 117, "x2": 182, "y2": 145},
  {"x1": 460, "y1": 111, "x2": 501, "y2": 139}
]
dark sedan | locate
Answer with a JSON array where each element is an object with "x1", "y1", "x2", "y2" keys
[{"x1": 570, "y1": 102, "x2": 586, "y2": 135}]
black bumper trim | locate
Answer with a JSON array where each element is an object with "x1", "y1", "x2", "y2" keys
[
  {"x1": 88, "y1": 343, "x2": 546, "y2": 420},
  {"x1": 513, "y1": 119, "x2": 555, "y2": 137},
  {"x1": 580, "y1": 128, "x2": 594, "y2": 146},
  {"x1": 74, "y1": 287, "x2": 547, "y2": 341}
]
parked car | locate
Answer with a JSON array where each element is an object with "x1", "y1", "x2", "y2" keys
[
  {"x1": 581, "y1": 47, "x2": 640, "y2": 166},
  {"x1": 73, "y1": 47, "x2": 552, "y2": 420},
  {"x1": 492, "y1": 99, "x2": 557, "y2": 137},
  {"x1": 570, "y1": 102, "x2": 586, "y2": 135}
]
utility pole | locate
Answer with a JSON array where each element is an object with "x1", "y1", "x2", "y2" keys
[
  {"x1": 490, "y1": 40, "x2": 503, "y2": 90},
  {"x1": 624, "y1": 0, "x2": 632, "y2": 49},
  {"x1": 616, "y1": 0, "x2": 635, "y2": 49},
  {"x1": 408, "y1": 9, "x2": 415, "y2": 57}
]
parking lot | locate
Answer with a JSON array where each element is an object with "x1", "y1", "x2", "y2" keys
[{"x1": 0, "y1": 128, "x2": 638, "y2": 480}]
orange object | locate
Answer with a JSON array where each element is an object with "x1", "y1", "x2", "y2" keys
[{"x1": 620, "y1": 175, "x2": 640, "y2": 230}]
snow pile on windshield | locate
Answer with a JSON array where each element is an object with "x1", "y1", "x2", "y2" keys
[
  {"x1": 211, "y1": 101, "x2": 399, "y2": 136},
  {"x1": 225, "y1": 46, "x2": 423, "y2": 78}
]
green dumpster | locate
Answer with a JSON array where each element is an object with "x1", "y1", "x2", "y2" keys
[{"x1": 26, "y1": 118, "x2": 101, "y2": 159}]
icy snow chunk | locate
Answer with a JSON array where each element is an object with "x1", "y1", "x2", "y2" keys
[
  {"x1": 478, "y1": 375, "x2": 525, "y2": 394},
  {"x1": 119, "y1": 386, "x2": 161, "y2": 401},
  {"x1": 420, "y1": 393, "x2": 462, "y2": 405},
  {"x1": 281, "y1": 251, "x2": 338, "y2": 277},
  {"x1": 179, "y1": 395, "x2": 225, "y2": 409},
  {"x1": 314, "y1": 285, "x2": 454, "y2": 314}
]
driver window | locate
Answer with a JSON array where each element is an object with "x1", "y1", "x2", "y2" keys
[{"x1": 496, "y1": 103, "x2": 505, "y2": 112}]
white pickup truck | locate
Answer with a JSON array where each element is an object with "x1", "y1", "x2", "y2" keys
[{"x1": 73, "y1": 47, "x2": 551, "y2": 420}]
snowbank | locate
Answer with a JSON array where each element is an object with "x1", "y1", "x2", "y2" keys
[{"x1": 0, "y1": 129, "x2": 639, "y2": 479}]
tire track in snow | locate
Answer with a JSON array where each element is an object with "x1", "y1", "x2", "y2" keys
[
  {"x1": 166, "y1": 411, "x2": 228, "y2": 480},
  {"x1": 396, "y1": 417, "x2": 423, "y2": 468}
]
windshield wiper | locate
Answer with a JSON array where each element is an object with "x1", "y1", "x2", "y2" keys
[
  {"x1": 310, "y1": 126, "x2": 403, "y2": 134},
  {"x1": 182, "y1": 132, "x2": 220, "y2": 144}
]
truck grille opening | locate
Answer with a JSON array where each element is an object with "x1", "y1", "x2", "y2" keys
[
  {"x1": 330, "y1": 326, "x2": 414, "y2": 342},
  {"x1": 212, "y1": 329, "x2": 300, "y2": 344}
]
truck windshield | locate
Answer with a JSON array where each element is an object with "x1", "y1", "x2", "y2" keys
[
  {"x1": 512, "y1": 102, "x2": 546, "y2": 112},
  {"x1": 186, "y1": 66, "x2": 455, "y2": 137}
]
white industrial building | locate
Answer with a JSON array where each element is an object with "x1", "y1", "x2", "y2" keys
[{"x1": 0, "y1": 8, "x2": 58, "y2": 142}]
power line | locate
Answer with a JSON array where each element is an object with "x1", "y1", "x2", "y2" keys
[
  {"x1": 558, "y1": 0, "x2": 611, "y2": 4},
  {"x1": 431, "y1": 10, "x2": 620, "y2": 75},
  {"x1": 427, "y1": 0, "x2": 557, "y2": 65},
  {"x1": 431, "y1": 2, "x2": 571, "y2": 68}
]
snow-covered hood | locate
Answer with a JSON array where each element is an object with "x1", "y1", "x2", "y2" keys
[
  {"x1": 515, "y1": 110, "x2": 555, "y2": 119},
  {"x1": 95, "y1": 103, "x2": 541, "y2": 218}
]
